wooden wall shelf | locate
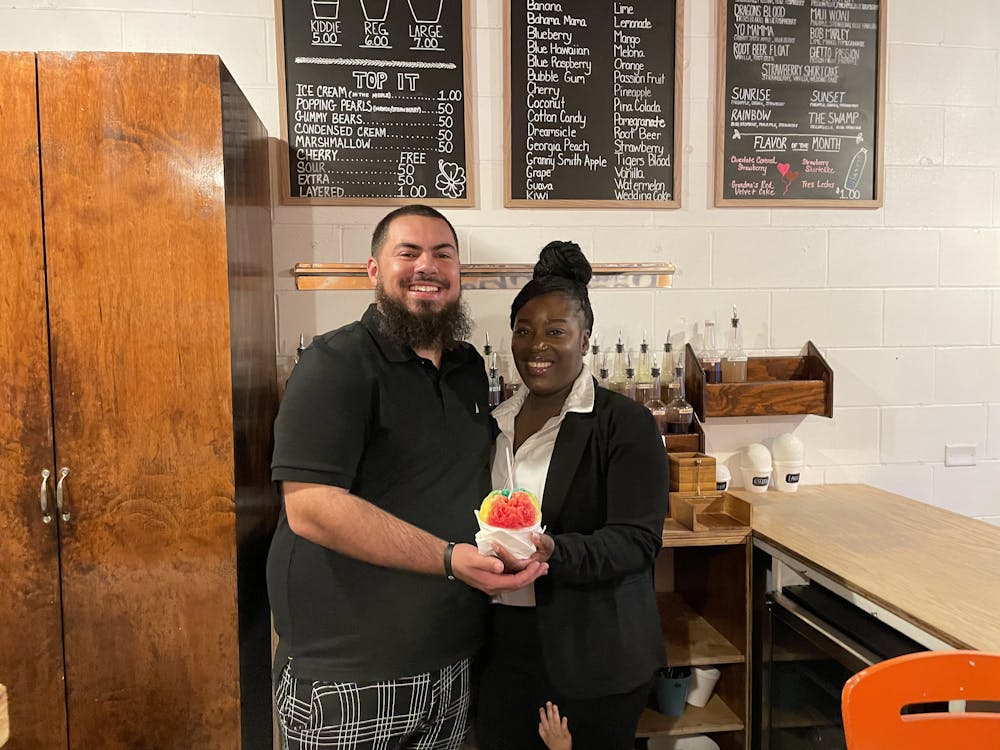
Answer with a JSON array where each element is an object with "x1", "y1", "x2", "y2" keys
[
  {"x1": 293, "y1": 262, "x2": 675, "y2": 290},
  {"x1": 684, "y1": 341, "x2": 833, "y2": 421}
]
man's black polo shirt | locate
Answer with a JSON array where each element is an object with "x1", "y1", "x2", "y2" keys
[{"x1": 268, "y1": 304, "x2": 492, "y2": 682}]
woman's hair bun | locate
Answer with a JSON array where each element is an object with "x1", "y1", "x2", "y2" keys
[{"x1": 532, "y1": 240, "x2": 592, "y2": 285}]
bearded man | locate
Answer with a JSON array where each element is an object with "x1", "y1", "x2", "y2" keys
[{"x1": 267, "y1": 205, "x2": 546, "y2": 750}]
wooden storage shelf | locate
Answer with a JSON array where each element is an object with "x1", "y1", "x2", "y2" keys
[
  {"x1": 662, "y1": 519, "x2": 750, "y2": 547},
  {"x1": 636, "y1": 696, "x2": 744, "y2": 738},
  {"x1": 683, "y1": 341, "x2": 833, "y2": 420},
  {"x1": 652, "y1": 528, "x2": 751, "y2": 747},
  {"x1": 670, "y1": 492, "x2": 751, "y2": 533},
  {"x1": 659, "y1": 593, "x2": 744, "y2": 667},
  {"x1": 663, "y1": 416, "x2": 706, "y2": 454}
]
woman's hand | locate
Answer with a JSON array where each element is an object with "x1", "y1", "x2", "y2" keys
[
  {"x1": 493, "y1": 532, "x2": 555, "y2": 572},
  {"x1": 529, "y1": 531, "x2": 555, "y2": 563}
]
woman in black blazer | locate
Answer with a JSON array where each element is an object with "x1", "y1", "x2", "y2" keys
[{"x1": 474, "y1": 242, "x2": 669, "y2": 750}]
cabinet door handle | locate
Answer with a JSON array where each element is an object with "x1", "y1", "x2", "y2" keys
[
  {"x1": 40, "y1": 469, "x2": 53, "y2": 524},
  {"x1": 56, "y1": 467, "x2": 71, "y2": 522}
]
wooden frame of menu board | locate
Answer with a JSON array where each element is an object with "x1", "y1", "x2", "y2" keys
[
  {"x1": 275, "y1": 0, "x2": 474, "y2": 206},
  {"x1": 504, "y1": 0, "x2": 684, "y2": 209},
  {"x1": 714, "y1": 0, "x2": 887, "y2": 207}
]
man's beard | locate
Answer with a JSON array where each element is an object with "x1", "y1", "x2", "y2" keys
[{"x1": 375, "y1": 282, "x2": 472, "y2": 351}]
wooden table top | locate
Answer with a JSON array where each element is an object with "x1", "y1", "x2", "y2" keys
[{"x1": 730, "y1": 484, "x2": 1000, "y2": 652}]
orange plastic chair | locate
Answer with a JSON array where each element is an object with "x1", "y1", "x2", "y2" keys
[{"x1": 841, "y1": 650, "x2": 1000, "y2": 749}]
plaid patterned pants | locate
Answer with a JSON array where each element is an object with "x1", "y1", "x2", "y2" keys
[{"x1": 274, "y1": 657, "x2": 473, "y2": 750}]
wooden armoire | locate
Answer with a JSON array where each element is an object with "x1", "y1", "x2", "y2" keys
[{"x1": 0, "y1": 52, "x2": 278, "y2": 749}]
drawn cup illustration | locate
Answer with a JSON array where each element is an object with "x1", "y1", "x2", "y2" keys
[
  {"x1": 360, "y1": 0, "x2": 391, "y2": 21},
  {"x1": 311, "y1": 0, "x2": 340, "y2": 19},
  {"x1": 407, "y1": 0, "x2": 444, "y2": 23}
]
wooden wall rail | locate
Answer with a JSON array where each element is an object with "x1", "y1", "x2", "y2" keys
[{"x1": 294, "y1": 262, "x2": 675, "y2": 290}]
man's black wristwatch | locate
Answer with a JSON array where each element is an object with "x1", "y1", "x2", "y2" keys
[{"x1": 444, "y1": 541, "x2": 457, "y2": 581}]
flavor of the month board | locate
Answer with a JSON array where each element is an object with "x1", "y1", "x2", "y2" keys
[
  {"x1": 505, "y1": 0, "x2": 683, "y2": 208},
  {"x1": 716, "y1": 0, "x2": 886, "y2": 207},
  {"x1": 276, "y1": 0, "x2": 473, "y2": 205}
]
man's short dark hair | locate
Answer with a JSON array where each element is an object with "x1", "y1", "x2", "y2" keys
[{"x1": 370, "y1": 205, "x2": 459, "y2": 257}]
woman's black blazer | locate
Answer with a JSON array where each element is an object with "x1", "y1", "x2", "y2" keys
[{"x1": 533, "y1": 383, "x2": 670, "y2": 699}]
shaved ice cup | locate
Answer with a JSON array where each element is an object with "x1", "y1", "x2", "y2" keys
[
  {"x1": 474, "y1": 489, "x2": 543, "y2": 560},
  {"x1": 474, "y1": 514, "x2": 543, "y2": 559}
]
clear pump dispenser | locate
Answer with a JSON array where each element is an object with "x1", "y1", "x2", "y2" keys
[
  {"x1": 644, "y1": 366, "x2": 668, "y2": 436},
  {"x1": 609, "y1": 331, "x2": 627, "y2": 392},
  {"x1": 665, "y1": 365, "x2": 694, "y2": 434},
  {"x1": 722, "y1": 305, "x2": 748, "y2": 383},
  {"x1": 699, "y1": 320, "x2": 722, "y2": 384}
]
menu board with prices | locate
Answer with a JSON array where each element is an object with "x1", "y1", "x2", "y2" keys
[
  {"x1": 505, "y1": 0, "x2": 683, "y2": 208},
  {"x1": 716, "y1": 0, "x2": 885, "y2": 206},
  {"x1": 276, "y1": 0, "x2": 473, "y2": 205}
]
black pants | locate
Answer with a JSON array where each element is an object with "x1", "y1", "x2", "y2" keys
[{"x1": 474, "y1": 605, "x2": 652, "y2": 750}]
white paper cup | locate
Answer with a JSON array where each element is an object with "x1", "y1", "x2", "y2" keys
[
  {"x1": 686, "y1": 667, "x2": 721, "y2": 708},
  {"x1": 740, "y1": 467, "x2": 770, "y2": 492},
  {"x1": 648, "y1": 736, "x2": 720, "y2": 750},
  {"x1": 715, "y1": 463, "x2": 731, "y2": 492},
  {"x1": 773, "y1": 461, "x2": 803, "y2": 492},
  {"x1": 474, "y1": 512, "x2": 542, "y2": 559}
]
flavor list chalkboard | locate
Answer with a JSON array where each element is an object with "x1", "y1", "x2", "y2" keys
[
  {"x1": 505, "y1": 0, "x2": 682, "y2": 208},
  {"x1": 716, "y1": 0, "x2": 885, "y2": 206},
  {"x1": 276, "y1": 0, "x2": 473, "y2": 205}
]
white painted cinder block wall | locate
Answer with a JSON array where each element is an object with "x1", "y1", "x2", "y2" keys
[{"x1": 3, "y1": 1, "x2": 999, "y2": 521}]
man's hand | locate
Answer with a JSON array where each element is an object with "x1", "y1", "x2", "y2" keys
[
  {"x1": 538, "y1": 701, "x2": 572, "y2": 750},
  {"x1": 492, "y1": 531, "x2": 556, "y2": 572},
  {"x1": 450, "y1": 543, "x2": 548, "y2": 595}
]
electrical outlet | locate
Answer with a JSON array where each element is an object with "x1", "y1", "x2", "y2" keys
[{"x1": 944, "y1": 444, "x2": 976, "y2": 467}]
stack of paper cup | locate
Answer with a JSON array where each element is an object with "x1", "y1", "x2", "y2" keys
[
  {"x1": 740, "y1": 443, "x2": 772, "y2": 492},
  {"x1": 715, "y1": 463, "x2": 732, "y2": 492},
  {"x1": 686, "y1": 667, "x2": 721, "y2": 708},
  {"x1": 772, "y1": 433, "x2": 804, "y2": 492}
]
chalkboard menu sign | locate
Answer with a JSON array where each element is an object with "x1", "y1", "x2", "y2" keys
[
  {"x1": 716, "y1": 0, "x2": 886, "y2": 206},
  {"x1": 505, "y1": 0, "x2": 683, "y2": 208},
  {"x1": 276, "y1": 0, "x2": 473, "y2": 205}
]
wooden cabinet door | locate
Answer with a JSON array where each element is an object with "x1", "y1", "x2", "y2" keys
[
  {"x1": 0, "y1": 52, "x2": 70, "y2": 750},
  {"x1": 37, "y1": 53, "x2": 242, "y2": 749}
]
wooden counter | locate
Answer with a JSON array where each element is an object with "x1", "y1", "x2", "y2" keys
[{"x1": 731, "y1": 484, "x2": 1000, "y2": 652}]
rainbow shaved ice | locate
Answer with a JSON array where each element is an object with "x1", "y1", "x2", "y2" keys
[{"x1": 478, "y1": 488, "x2": 541, "y2": 529}]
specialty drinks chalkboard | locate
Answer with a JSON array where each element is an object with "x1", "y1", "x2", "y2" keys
[
  {"x1": 276, "y1": 0, "x2": 473, "y2": 205},
  {"x1": 715, "y1": 0, "x2": 885, "y2": 206},
  {"x1": 505, "y1": 0, "x2": 683, "y2": 208}
]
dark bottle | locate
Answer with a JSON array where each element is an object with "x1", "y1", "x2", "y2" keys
[
  {"x1": 598, "y1": 355, "x2": 610, "y2": 391},
  {"x1": 664, "y1": 365, "x2": 694, "y2": 434}
]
